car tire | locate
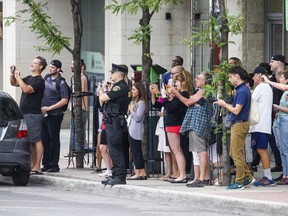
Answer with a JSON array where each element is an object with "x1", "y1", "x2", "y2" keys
[{"x1": 12, "y1": 170, "x2": 30, "y2": 186}]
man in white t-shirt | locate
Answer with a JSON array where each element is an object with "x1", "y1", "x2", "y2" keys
[{"x1": 250, "y1": 66, "x2": 275, "y2": 186}]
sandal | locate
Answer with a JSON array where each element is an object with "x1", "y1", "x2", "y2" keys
[{"x1": 162, "y1": 175, "x2": 171, "y2": 181}]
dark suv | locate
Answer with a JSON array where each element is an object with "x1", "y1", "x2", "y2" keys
[{"x1": 0, "y1": 91, "x2": 30, "y2": 186}]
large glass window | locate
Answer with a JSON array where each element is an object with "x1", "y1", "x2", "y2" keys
[
  {"x1": 80, "y1": 0, "x2": 105, "y2": 82},
  {"x1": 270, "y1": 22, "x2": 283, "y2": 55},
  {"x1": 265, "y1": 0, "x2": 285, "y2": 61}
]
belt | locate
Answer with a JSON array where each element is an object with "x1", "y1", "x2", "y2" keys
[{"x1": 231, "y1": 120, "x2": 248, "y2": 125}]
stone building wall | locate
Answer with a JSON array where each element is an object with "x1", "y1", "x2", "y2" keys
[{"x1": 228, "y1": 0, "x2": 265, "y2": 73}]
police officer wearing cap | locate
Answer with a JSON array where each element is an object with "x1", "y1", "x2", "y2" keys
[{"x1": 99, "y1": 63, "x2": 129, "y2": 185}]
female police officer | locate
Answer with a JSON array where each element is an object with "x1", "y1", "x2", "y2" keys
[{"x1": 99, "y1": 63, "x2": 129, "y2": 186}]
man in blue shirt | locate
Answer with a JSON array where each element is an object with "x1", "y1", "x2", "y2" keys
[{"x1": 215, "y1": 66, "x2": 254, "y2": 189}]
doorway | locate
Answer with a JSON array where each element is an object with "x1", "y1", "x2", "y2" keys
[{"x1": 265, "y1": 15, "x2": 284, "y2": 61}]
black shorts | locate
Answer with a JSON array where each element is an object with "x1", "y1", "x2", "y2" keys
[{"x1": 100, "y1": 129, "x2": 108, "y2": 145}]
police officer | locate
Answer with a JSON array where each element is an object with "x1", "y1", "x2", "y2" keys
[{"x1": 99, "y1": 63, "x2": 129, "y2": 186}]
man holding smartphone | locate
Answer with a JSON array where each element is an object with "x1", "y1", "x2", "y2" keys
[{"x1": 10, "y1": 56, "x2": 47, "y2": 174}]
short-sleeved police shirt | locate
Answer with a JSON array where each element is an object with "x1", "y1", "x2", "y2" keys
[
  {"x1": 20, "y1": 75, "x2": 45, "y2": 114},
  {"x1": 106, "y1": 79, "x2": 129, "y2": 114}
]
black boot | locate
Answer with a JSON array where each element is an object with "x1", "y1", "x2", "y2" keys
[
  {"x1": 107, "y1": 176, "x2": 126, "y2": 186},
  {"x1": 101, "y1": 176, "x2": 113, "y2": 185}
]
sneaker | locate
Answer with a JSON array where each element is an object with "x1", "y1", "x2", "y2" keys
[
  {"x1": 254, "y1": 176, "x2": 276, "y2": 186},
  {"x1": 276, "y1": 177, "x2": 288, "y2": 185},
  {"x1": 186, "y1": 179, "x2": 199, "y2": 187},
  {"x1": 107, "y1": 177, "x2": 126, "y2": 186},
  {"x1": 98, "y1": 170, "x2": 112, "y2": 177},
  {"x1": 227, "y1": 182, "x2": 244, "y2": 190},
  {"x1": 186, "y1": 180, "x2": 205, "y2": 187},
  {"x1": 203, "y1": 179, "x2": 211, "y2": 186},
  {"x1": 47, "y1": 167, "x2": 60, "y2": 173},
  {"x1": 94, "y1": 168, "x2": 103, "y2": 173},
  {"x1": 243, "y1": 178, "x2": 256, "y2": 186}
]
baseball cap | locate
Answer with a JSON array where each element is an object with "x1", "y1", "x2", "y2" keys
[
  {"x1": 253, "y1": 66, "x2": 268, "y2": 75},
  {"x1": 51, "y1": 60, "x2": 63, "y2": 72},
  {"x1": 271, "y1": 55, "x2": 288, "y2": 65}
]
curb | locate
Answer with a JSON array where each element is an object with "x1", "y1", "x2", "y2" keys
[{"x1": 29, "y1": 175, "x2": 288, "y2": 216}]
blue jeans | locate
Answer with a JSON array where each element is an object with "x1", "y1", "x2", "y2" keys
[{"x1": 273, "y1": 117, "x2": 288, "y2": 176}]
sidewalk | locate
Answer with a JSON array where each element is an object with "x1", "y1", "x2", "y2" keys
[{"x1": 30, "y1": 129, "x2": 288, "y2": 216}]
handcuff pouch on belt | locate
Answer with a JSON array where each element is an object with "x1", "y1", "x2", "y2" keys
[{"x1": 118, "y1": 114, "x2": 127, "y2": 128}]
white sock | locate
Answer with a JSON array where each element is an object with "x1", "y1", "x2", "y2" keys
[{"x1": 264, "y1": 169, "x2": 272, "y2": 180}]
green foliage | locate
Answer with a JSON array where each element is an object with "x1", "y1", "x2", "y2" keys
[
  {"x1": 204, "y1": 61, "x2": 232, "y2": 100},
  {"x1": 183, "y1": 13, "x2": 245, "y2": 48},
  {"x1": 204, "y1": 61, "x2": 233, "y2": 145},
  {"x1": 228, "y1": 14, "x2": 245, "y2": 34},
  {"x1": 213, "y1": 122, "x2": 229, "y2": 143},
  {"x1": 105, "y1": 0, "x2": 138, "y2": 15},
  {"x1": 4, "y1": 0, "x2": 71, "y2": 55},
  {"x1": 105, "y1": 0, "x2": 183, "y2": 15},
  {"x1": 222, "y1": 129, "x2": 230, "y2": 143},
  {"x1": 128, "y1": 25, "x2": 152, "y2": 45}
]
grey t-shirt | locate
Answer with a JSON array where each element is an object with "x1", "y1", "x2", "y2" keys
[{"x1": 41, "y1": 75, "x2": 70, "y2": 115}]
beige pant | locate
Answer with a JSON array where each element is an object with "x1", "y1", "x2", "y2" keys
[{"x1": 230, "y1": 122, "x2": 253, "y2": 184}]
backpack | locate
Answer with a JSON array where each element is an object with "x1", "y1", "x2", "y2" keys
[{"x1": 44, "y1": 74, "x2": 70, "y2": 111}]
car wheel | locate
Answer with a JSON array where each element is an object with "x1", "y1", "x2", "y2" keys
[{"x1": 12, "y1": 170, "x2": 30, "y2": 186}]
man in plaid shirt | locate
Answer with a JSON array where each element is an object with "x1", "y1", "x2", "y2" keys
[{"x1": 172, "y1": 72, "x2": 213, "y2": 187}]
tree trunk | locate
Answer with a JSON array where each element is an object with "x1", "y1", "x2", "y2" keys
[
  {"x1": 141, "y1": 8, "x2": 152, "y2": 88},
  {"x1": 71, "y1": 0, "x2": 84, "y2": 168},
  {"x1": 219, "y1": 0, "x2": 229, "y2": 61},
  {"x1": 218, "y1": 0, "x2": 230, "y2": 185},
  {"x1": 140, "y1": 8, "x2": 152, "y2": 175}
]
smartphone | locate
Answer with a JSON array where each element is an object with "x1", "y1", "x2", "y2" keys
[{"x1": 11, "y1": 66, "x2": 16, "y2": 74}]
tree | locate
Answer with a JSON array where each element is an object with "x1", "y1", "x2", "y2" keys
[
  {"x1": 183, "y1": 1, "x2": 244, "y2": 62},
  {"x1": 5, "y1": 0, "x2": 85, "y2": 168},
  {"x1": 183, "y1": 0, "x2": 245, "y2": 186},
  {"x1": 105, "y1": 0, "x2": 183, "y2": 87}
]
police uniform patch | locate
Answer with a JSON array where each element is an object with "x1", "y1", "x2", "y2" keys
[{"x1": 112, "y1": 86, "x2": 121, "y2": 92}]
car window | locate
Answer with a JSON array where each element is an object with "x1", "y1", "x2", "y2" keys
[{"x1": 0, "y1": 99, "x2": 22, "y2": 121}]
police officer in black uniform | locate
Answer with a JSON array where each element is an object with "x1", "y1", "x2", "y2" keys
[{"x1": 99, "y1": 63, "x2": 129, "y2": 186}]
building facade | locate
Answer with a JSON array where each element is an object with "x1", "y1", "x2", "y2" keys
[{"x1": 0, "y1": 0, "x2": 287, "y2": 125}]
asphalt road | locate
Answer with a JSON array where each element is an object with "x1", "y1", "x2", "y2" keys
[{"x1": 0, "y1": 178, "x2": 235, "y2": 216}]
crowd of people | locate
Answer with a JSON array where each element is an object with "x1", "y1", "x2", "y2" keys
[
  {"x1": 10, "y1": 54, "x2": 288, "y2": 189},
  {"x1": 96, "y1": 54, "x2": 288, "y2": 189}
]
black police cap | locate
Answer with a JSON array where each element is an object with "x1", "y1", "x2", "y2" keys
[{"x1": 110, "y1": 63, "x2": 128, "y2": 74}]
